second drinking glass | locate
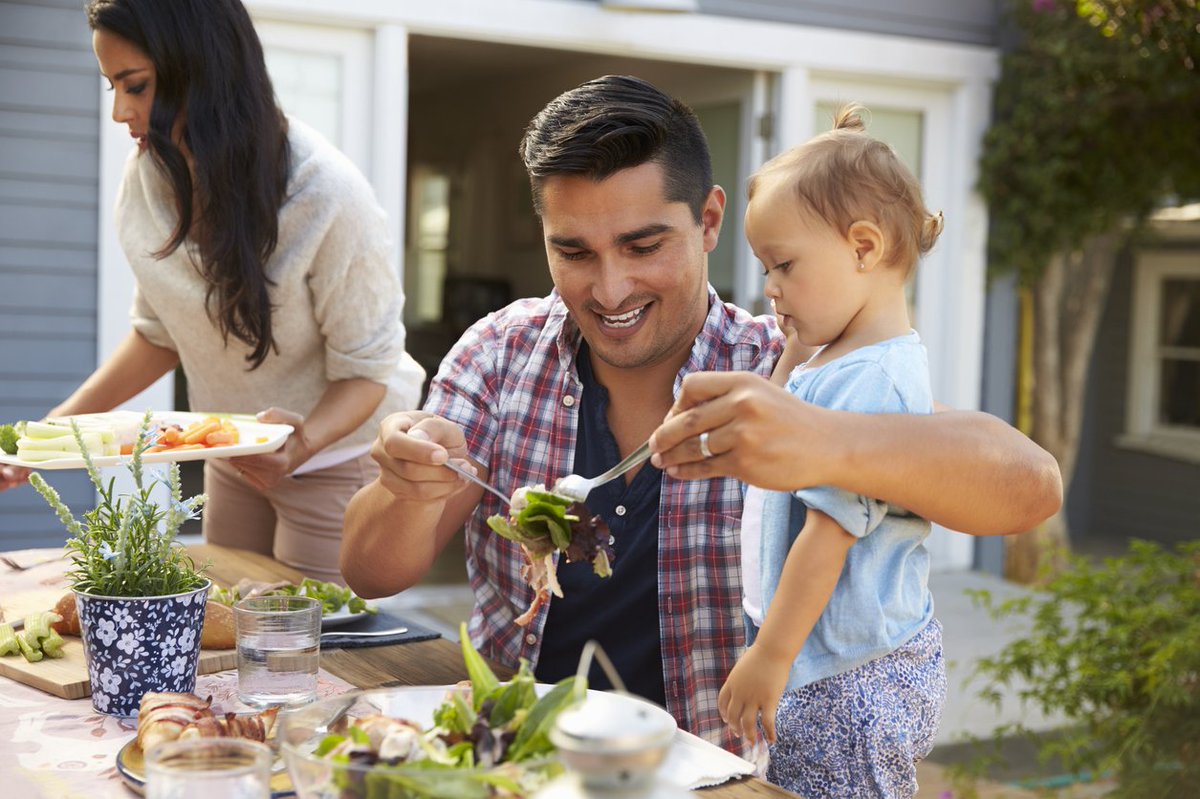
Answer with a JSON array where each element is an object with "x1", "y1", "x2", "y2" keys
[{"x1": 233, "y1": 594, "x2": 322, "y2": 707}]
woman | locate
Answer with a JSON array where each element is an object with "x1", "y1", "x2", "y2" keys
[{"x1": 0, "y1": 0, "x2": 423, "y2": 581}]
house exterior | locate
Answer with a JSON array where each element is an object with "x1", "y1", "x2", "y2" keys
[
  {"x1": 1, "y1": 0, "x2": 1006, "y2": 570},
  {"x1": 1067, "y1": 210, "x2": 1200, "y2": 555}
]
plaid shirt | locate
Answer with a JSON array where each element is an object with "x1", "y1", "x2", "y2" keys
[{"x1": 424, "y1": 287, "x2": 781, "y2": 752}]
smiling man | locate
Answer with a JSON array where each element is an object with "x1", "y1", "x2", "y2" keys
[{"x1": 341, "y1": 75, "x2": 1061, "y2": 754}]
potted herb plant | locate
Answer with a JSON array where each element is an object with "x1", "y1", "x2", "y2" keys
[{"x1": 29, "y1": 410, "x2": 211, "y2": 717}]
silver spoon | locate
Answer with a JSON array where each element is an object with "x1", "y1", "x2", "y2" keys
[
  {"x1": 553, "y1": 440, "x2": 652, "y2": 503},
  {"x1": 443, "y1": 460, "x2": 511, "y2": 506}
]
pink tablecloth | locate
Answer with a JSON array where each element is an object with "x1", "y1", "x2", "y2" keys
[
  {"x1": 0, "y1": 547, "x2": 355, "y2": 797},
  {"x1": 0, "y1": 666, "x2": 355, "y2": 797}
]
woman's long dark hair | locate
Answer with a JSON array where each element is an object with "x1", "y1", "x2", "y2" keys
[{"x1": 86, "y1": 0, "x2": 289, "y2": 368}]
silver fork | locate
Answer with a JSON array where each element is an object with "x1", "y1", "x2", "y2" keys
[
  {"x1": 443, "y1": 460, "x2": 512, "y2": 506},
  {"x1": 552, "y1": 440, "x2": 652, "y2": 503}
]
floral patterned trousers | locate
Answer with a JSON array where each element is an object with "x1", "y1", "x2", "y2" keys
[{"x1": 766, "y1": 619, "x2": 946, "y2": 799}]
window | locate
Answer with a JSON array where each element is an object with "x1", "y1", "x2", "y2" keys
[
  {"x1": 406, "y1": 167, "x2": 454, "y2": 324},
  {"x1": 1124, "y1": 251, "x2": 1200, "y2": 461},
  {"x1": 253, "y1": 21, "x2": 372, "y2": 173}
]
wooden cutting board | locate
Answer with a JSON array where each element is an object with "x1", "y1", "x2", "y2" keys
[
  {"x1": 0, "y1": 637, "x2": 236, "y2": 700},
  {"x1": 0, "y1": 588, "x2": 235, "y2": 700}
]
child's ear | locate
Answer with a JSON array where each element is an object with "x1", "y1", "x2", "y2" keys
[{"x1": 847, "y1": 220, "x2": 885, "y2": 270}]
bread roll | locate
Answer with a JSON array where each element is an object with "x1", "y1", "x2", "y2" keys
[
  {"x1": 50, "y1": 593, "x2": 80, "y2": 635},
  {"x1": 49, "y1": 594, "x2": 234, "y2": 649},
  {"x1": 200, "y1": 599, "x2": 236, "y2": 649}
]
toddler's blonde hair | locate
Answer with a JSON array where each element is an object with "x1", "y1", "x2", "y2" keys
[{"x1": 749, "y1": 104, "x2": 944, "y2": 277}]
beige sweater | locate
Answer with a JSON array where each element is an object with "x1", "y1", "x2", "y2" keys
[{"x1": 115, "y1": 118, "x2": 423, "y2": 456}]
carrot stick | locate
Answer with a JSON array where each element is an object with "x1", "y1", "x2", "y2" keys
[{"x1": 182, "y1": 419, "x2": 221, "y2": 445}]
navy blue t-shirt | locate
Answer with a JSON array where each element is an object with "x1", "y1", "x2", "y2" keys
[{"x1": 533, "y1": 343, "x2": 665, "y2": 707}]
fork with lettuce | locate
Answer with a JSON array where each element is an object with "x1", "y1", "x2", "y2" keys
[{"x1": 485, "y1": 486, "x2": 615, "y2": 626}]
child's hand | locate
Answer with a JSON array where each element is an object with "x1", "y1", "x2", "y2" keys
[
  {"x1": 718, "y1": 643, "x2": 791, "y2": 744},
  {"x1": 769, "y1": 301, "x2": 816, "y2": 385}
]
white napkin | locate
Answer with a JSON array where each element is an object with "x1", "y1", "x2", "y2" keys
[{"x1": 661, "y1": 729, "x2": 757, "y2": 790}]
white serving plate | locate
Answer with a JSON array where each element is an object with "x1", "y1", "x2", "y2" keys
[{"x1": 0, "y1": 411, "x2": 292, "y2": 470}]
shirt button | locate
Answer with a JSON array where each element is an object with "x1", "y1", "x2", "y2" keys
[
  {"x1": 525, "y1": 633, "x2": 537, "y2": 646},
  {"x1": 562, "y1": 395, "x2": 576, "y2": 407},
  {"x1": 615, "y1": 505, "x2": 626, "y2": 516}
]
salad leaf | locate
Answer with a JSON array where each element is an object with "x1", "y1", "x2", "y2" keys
[
  {"x1": 506, "y1": 677, "x2": 580, "y2": 762},
  {"x1": 361, "y1": 761, "x2": 523, "y2": 799},
  {"x1": 432, "y1": 691, "x2": 477, "y2": 736},
  {"x1": 460, "y1": 622, "x2": 500, "y2": 711},
  {"x1": 209, "y1": 578, "x2": 377, "y2": 617},
  {"x1": 486, "y1": 488, "x2": 615, "y2": 575},
  {"x1": 488, "y1": 660, "x2": 536, "y2": 729}
]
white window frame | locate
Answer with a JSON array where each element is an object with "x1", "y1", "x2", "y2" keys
[
  {"x1": 1121, "y1": 250, "x2": 1200, "y2": 464},
  {"x1": 252, "y1": 20, "x2": 373, "y2": 174}
]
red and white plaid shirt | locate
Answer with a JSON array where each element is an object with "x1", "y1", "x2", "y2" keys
[{"x1": 424, "y1": 288, "x2": 781, "y2": 752}]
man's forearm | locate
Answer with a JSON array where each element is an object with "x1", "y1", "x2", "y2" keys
[
  {"x1": 341, "y1": 481, "x2": 447, "y2": 597},
  {"x1": 827, "y1": 410, "x2": 1062, "y2": 535}
]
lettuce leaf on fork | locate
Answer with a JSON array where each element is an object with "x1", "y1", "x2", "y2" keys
[
  {"x1": 486, "y1": 487, "x2": 615, "y2": 626},
  {"x1": 486, "y1": 488, "x2": 613, "y2": 578}
]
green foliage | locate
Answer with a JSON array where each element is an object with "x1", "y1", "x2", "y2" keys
[
  {"x1": 28, "y1": 410, "x2": 209, "y2": 598},
  {"x1": 967, "y1": 539, "x2": 1200, "y2": 797},
  {"x1": 980, "y1": 0, "x2": 1200, "y2": 285}
]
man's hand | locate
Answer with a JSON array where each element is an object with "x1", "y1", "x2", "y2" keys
[
  {"x1": 718, "y1": 643, "x2": 792, "y2": 744},
  {"x1": 649, "y1": 371, "x2": 837, "y2": 492},
  {"x1": 371, "y1": 411, "x2": 480, "y2": 503},
  {"x1": 229, "y1": 408, "x2": 312, "y2": 491}
]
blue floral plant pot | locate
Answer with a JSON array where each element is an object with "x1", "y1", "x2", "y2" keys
[{"x1": 75, "y1": 580, "x2": 211, "y2": 717}]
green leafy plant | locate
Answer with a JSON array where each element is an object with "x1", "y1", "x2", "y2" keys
[
  {"x1": 28, "y1": 409, "x2": 209, "y2": 597},
  {"x1": 966, "y1": 540, "x2": 1200, "y2": 797}
]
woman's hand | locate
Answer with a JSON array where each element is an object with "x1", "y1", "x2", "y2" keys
[
  {"x1": 228, "y1": 408, "x2": 313, "y2": 491},
  {"x1": 718, "y1": 644, "x2": 791, "y2": 744},
  {"x1": 649, "y1": 371, "x2": 839, "y2": 492},
  {"x1": 0, "y1": 464, "x2": 31, "y2": 493}
]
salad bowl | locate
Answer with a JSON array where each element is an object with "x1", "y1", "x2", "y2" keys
[{"x1": 278, "y1": 684, "x2": 570, "y2": 798}]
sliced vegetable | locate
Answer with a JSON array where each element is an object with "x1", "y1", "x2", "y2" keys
[{"x1": 0, "y1": 622, "x2": 19, "y2": 656}]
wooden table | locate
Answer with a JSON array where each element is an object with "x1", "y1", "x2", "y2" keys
[{"x1": 193, "y1": 543, "x2": 796, "y2": 798}]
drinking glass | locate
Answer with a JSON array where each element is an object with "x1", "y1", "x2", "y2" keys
[
  {"x1": 144, "y1": 738, "x2": 272, "y2": 799},
  {"x1": 234, "y1": 594, "x2": 322, "y2": 707}
]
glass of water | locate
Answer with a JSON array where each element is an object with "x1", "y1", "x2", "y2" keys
[
  {"x1": 234, "y1": 594, "x2": 322, "y2": 707},
  {"x1": 145, "y1": 738, "x2": 272, "y2": 799}
]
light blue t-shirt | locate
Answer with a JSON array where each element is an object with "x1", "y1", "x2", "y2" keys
[{"x1": 744, "y1": 331, "x2": 935, "y2": 690}]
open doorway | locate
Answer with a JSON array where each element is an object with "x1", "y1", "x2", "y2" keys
[{"x1": 402, "y1": 35, "x2": 764, "y2": 395}]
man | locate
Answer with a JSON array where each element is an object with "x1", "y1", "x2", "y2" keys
[{"x1": 342, "y1": 75, "x2": 1061, "y2": 753}]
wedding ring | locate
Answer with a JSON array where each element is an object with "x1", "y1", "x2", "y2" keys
[{"x1": 698, "y1": 431, "x2": 714, "y2": 459}]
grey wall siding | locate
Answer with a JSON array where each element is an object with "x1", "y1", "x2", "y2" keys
[
  {"x1": 695, "y1": 0, "x2": 999, "y2": 46},
  {"x1": 1069, "y1": 246, "x2": 1200, "y2": 547},
  {"x1": 0, "y1": 0, "x2": 99, "y2": 547}
]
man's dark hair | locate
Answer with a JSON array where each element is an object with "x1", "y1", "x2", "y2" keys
[{"x1": 518, "y1": 75, "x2": 713, "y2": 223}]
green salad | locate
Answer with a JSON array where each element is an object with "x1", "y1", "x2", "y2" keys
[
  {"x1": 486, "y1": 487, "x2": 614, "y2": 577},
  {"x1": 485, "y1": 486, "x2": 616, "y2": 626},
  {"x1": 312, "y1": 622, "x2": 582, "y2": 798},
  {"x1": 209, "y1": 578, "x2": 376, "y2": 616}
]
